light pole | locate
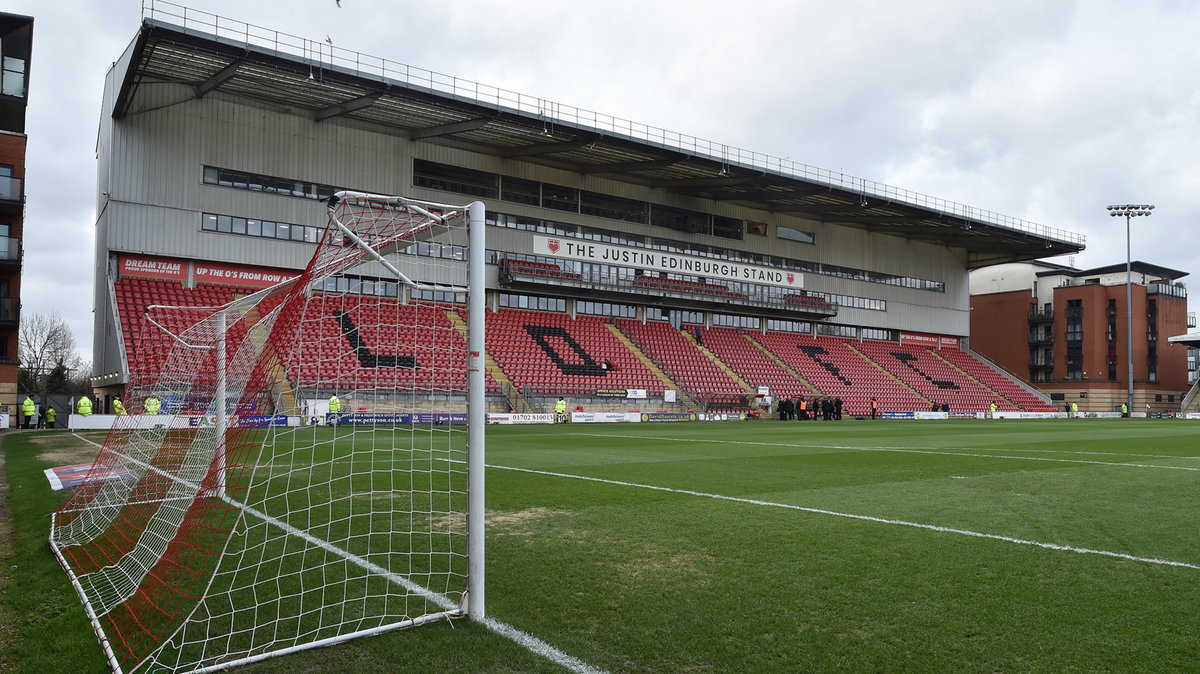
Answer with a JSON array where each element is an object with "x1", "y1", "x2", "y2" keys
[{"x1": 1106, "y1": 204, "x2": 1154, "y2": 417}]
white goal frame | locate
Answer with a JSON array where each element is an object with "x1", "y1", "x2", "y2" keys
[{"x1": 51, "y1": 192, "x2": 487, "y2": 673}]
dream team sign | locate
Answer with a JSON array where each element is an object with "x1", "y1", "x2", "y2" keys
[{"x1": 532, "y1": 236, "x2": 802, "y2": 289}]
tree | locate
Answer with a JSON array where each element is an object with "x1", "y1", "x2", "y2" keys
[{"x1": 19, "y1": 311, "x2": 85, "y2": 394}]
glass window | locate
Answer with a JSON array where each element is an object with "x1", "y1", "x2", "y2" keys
[
  {"x1": 202, "y1": 213, "x2": 218, "y2": 231},
  {"x1": 711, "y1": 215, "x2": 743, "y2": 241},
  {"x1": 581, "y1": 191, "x2": 647, "y2": 224},
  {"x1": 651, "y1": 204, "x2": 707, "y2": 234},
  {"x1": 778, "y1": 226, "x2": 815, "y2": 244},
  {"x1": 216, "y1": 215, "x2": 232, "y2": 233},
  {"x1": 246, "y1": 219, "x2": 261, "y2": 237},
  {"x1": 542, "y1": 184, "x2": 578, "y2": 212},
  {"x1": 2, "y1": 56, "x2": 26, "y2": 97},
  {"x1": 231, "y1": 217, "x2": 247, "y2": 235},
  {"x1": 413, "y1": 159, "x2": 498, "y2": 198},
  {"x1": 500, "y1": 176, "x2": 540, "y2": 206}
]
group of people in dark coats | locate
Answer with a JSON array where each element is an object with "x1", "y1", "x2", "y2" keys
[{"x1": 777, "y1": 396, "x2": 843, "y2": 421}]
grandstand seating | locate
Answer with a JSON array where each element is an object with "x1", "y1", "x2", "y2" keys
[
  {"x1": 114, "y1": 279, "x2": 1055, "y2": 414},
  {"x1": 781, "y1": 293, "x2": 835, "y2": 312},
  {"x1": 630, "y1": 275, "x2": 748, "y2": 299},
  {"x1": 936, "y1": 348, "x2": 1058, "y2": 411},
  {"x1": 698, "y1": 327, "x2": 813, "y2": 399},
  {"x1": 753, "y1": 333, "x2": 928, "y2": 416},
  {"x1": 615, "y1": 320, "x2": 745, "y2": 402},
  {"x1": 502, "y1": 259, "x2": 583, "y2": 281},
  {"x1": 116, "y1": 278, "x2": 259, "y2": 389},
  {"x1": 115, "y1": 278, "x2": 491, "y2": 397},
  {"x1": 851, "y1": 339, "x2": 1010, "y2": 411},
  {"x1": 487, "y1": 309, "x2": 666, "y2": 396},
  {"x1": 293, "y1": 294, "x2": 479, "y2": 392}
]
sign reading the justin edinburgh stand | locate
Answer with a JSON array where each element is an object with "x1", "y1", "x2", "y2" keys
[{"x1": 533, "y1": 236, "x2": 802, "y2": 289}]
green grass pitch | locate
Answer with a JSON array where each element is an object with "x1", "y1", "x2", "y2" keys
[{"x1": 3, "y1": 418, "x2": 1198, "y2": 672}]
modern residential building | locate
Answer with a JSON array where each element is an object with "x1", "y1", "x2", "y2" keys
[
  {"x1": 970, "y1": 260, "x2": 1191, "y2": 413},
  {"x1": 0, "y1": 12, "x2": 31, "y2": 428}
]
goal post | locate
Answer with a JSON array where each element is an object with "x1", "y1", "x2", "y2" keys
[{"x1": 52, "y1": 192, "x2": 487, "y2": 673}]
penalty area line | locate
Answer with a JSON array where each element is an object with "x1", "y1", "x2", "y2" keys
[{"x1": 489, "y1": 462, "x2": 1200, "y2": 571}]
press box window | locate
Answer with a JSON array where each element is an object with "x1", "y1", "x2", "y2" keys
[{"x1": 778, "y1": 226, "x2": 815, "y2": 244}]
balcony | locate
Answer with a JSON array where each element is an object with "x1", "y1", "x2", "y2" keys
[
  {"x1": 0, "y1": 176, "x2": 22, "y2": 204},
  {"x1": 0, "y1": 236, "x2": 20, "y2": 265},
  {"x1": 1028, "y1": 359, "x2": 1054, "y2": 370},
  {"x1": 1028, "y1": 335, "x2": 1054, "y2": 346},
  {"x1": 498, "y1": 258, "x2": 839, "y2": 318},
  {"x1": 1028, "y1": 307, "x2": 1053, "y2": 321},
  {"x1": 1147, "y1": 282, "x2": 1187, "y2": 300},
  {"x1": 0, "y1": 297, "x2": 18, "y2": 325}
]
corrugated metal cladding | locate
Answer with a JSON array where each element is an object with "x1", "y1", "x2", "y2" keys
[{"x1": 102, "y1": 77, "x2": 971, "y2": 330}]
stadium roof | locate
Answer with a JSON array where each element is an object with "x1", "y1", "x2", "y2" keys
[
  {"x1": 1168, "y1": 331, "x2": 1200, "y2": 348},
  {"x1": 1035, "y1": 261, "x2": 1189, "y2": 281},
  {"x1": 116, "y1": 6, "x2": 1086, "y2": 269}
]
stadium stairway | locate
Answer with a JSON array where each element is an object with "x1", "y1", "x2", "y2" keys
[
  {"x1": 843, "y1": 342, "x2": 932, "y2": 406},
  {"x1": 243, "y1": 303, "x2": 300, "y2": 416},
  {"x1": 604, "y1": 323, "x2": 701, "y2": 410},
  {"x1": 446, "y1": 310, "x2": 534, "y2": 412},
  {"x1": 716, "y1": 329, "x2": 821, "y2": 398},
  {"x1": 925, "y1": 349, "x2": 1018, "y2": 410},
  {"x1": 683, "y1": 329, "x2": 758, "y2": 396}
]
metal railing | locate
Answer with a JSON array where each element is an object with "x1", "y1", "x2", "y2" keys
[
  {"x1": 0, "y1": 236, "x2": 21, "y2": 262},
  {"x1": 0, "y1": 176, "x2": 22, "y2": 202},
  {"x1": 0, "y1": 297, "x2": 19, "y2": 323},
  {"x1": 142, "y1": 0, "x2": 1086, "y2": 248}
]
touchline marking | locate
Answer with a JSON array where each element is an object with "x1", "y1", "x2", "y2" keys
[
  {"x1": 570, "y1": 433, "x2": 1200, "y2": 472},
  {"x1": 489, "y1": 463, "x2": 1200, "y2": 571},
  {"x1": 69, "y1": 434, "x2": 606, "y2": 674}
]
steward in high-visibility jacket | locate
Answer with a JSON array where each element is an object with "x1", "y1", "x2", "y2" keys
[
  {"x1": 46, "y1": 407, "x2": 57, "y2": 428},
  {"x1": 21, "y1": 396, "x2": 35, "y2": 428},
  {"x1": 144, "y1": 396, "x2": 161, "y2": 415},
  {"x1": 554, "y1": 397, "x2": 567, "y2": 423},
  {"x1": 328, "y1": 395, "x2": 341, "y2": 413},
  {"x1": 77, "y1": 396, "x2": 93, "y2": 416},
  {"x1": 112, "y1": 398, "x2": 127, "y2": 415}
]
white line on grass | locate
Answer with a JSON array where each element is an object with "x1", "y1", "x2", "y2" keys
[
  {"x1": 70, "y1": 434, "x2": 607, "y2": 674},
  {"x1": 488, "y1": 463, "x2": 1200, "y2": 571},
  {"x1": 570, "y1": 433, "x2": 1200, "y2": 472}
]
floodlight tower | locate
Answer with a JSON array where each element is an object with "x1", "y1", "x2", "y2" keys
[{"x1": 1106, "y1": 203, "x2": 1154, "y2": 416}]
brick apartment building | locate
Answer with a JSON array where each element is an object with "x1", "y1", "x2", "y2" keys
[
  {"x1": 0, "y1": 13, "x2": 30, "y2": 427},
  {"x1": 970, "y1": 260, "x2": 1191, "y2": 413}
]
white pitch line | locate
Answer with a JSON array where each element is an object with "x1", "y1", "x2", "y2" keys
[
  {"x1": 569, "y1": 432, "x2": 1200, "y2": 472},
  {"x1": 69, "y1": 434, "x2": 606, "y2": 674},
  {"x1": 488, "y1": 463, "x2": 1200, "y2": 571}
]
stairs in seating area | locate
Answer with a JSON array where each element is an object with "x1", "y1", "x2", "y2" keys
[
  {"x1": 244, "y1": 303, "x2": 300, "y2": 416},
  {"x1": 615, "y1": 320, "x2": 746, "y2": 407},
  {"x1": 446, "y1": 310, "x2": 533, "y2": 412},
  {"x1": 604, "y1": 323, "x2": 698, "y2": 409},
  {"x1": 685, "y1": 329, "x2": 756, "y2": 394}
]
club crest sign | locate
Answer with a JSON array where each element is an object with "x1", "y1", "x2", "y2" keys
[{"x1": 547, "y1": 239, "x2": 560, "y2": 253}]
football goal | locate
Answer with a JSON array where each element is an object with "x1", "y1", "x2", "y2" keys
[{"x1": 51, "y1": 192, "x2": 487, "y2": 673}]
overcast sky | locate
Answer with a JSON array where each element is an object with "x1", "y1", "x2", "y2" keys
[{"x1": 8, "y1": 0, "x2": 1199, "y2": 364}]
